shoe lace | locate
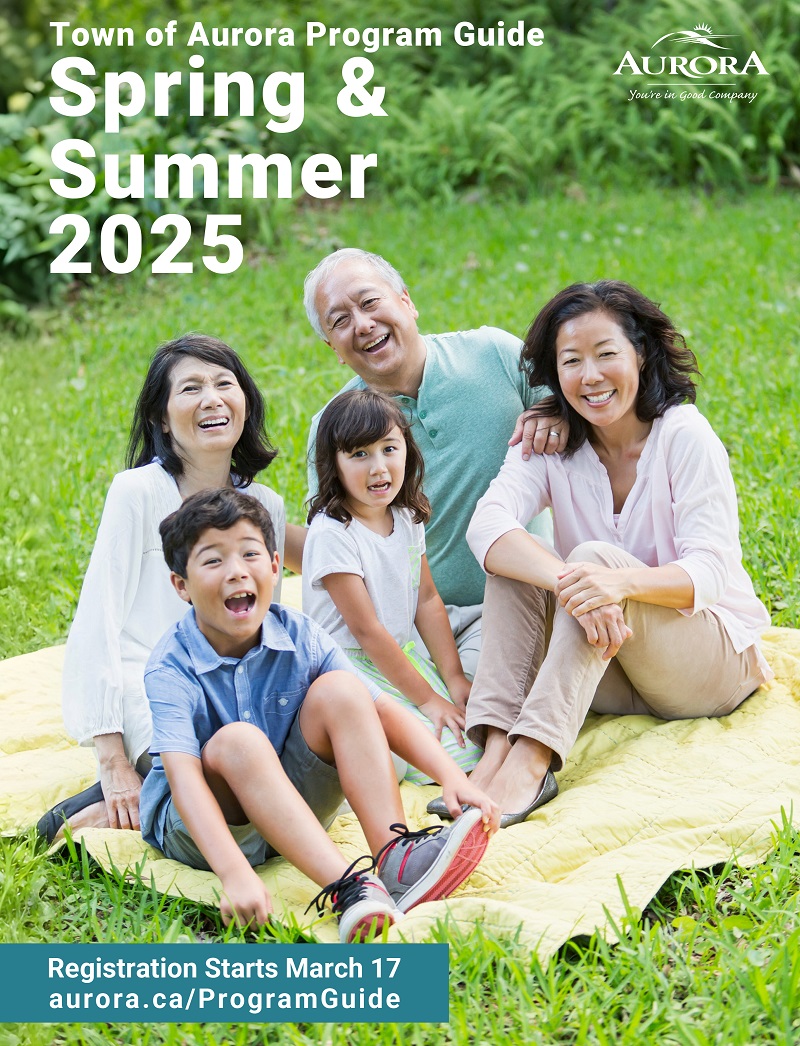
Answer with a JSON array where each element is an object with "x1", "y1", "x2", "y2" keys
[
  {"x1": 306, "y1": 854, "x2": 376, "y2": 916},
  {"x1": 373, "y1": 821, "x2": 442, "y2": 869}
]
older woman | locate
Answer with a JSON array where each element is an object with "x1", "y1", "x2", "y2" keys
[
  {"x1": 39, "y1": 334, "x2": 303, "y2": 840},
  {"x1": 429, "y1": 281, "x2": 772, "y2": 827}
]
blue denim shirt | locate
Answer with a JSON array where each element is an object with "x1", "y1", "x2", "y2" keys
[{"x1": 139, "y1": 604, "x2": 355, "y2": 850}]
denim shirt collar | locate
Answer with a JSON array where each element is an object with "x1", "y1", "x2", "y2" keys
[{"x1": 179, "y1": 606, "x2": 296, "y2": 675}]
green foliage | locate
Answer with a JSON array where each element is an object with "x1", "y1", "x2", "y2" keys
[
  {"x1": 2, "y1": 0, "x2": 800, "y2": 315},
  {"x1": 0, "y1": 1, "x2": 77, "y2": 326},
  {"x1": 0, "y1": 0, "x2": 63, "y2": 110},
  {"x1": 0, "y1": 111, "x2": 73, "y2": 322}
]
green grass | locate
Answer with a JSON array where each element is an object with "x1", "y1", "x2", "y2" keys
[
  {"x1": 1, "y1": 187, "x2": 798, "y2": 656},
  {"x1": 1, "y1": 186, "x2": 799, "y2": 1041},
  {"x1": 4, "y1": 816, "x2": 800, "y2": 1043}
]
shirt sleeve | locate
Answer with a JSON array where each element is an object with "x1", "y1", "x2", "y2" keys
[
  {"x1": 145, "y1": 668, "x2": 203, "y2": 758},
  {"x1": 664, "y1": 412, "x2": 743, "y2": 615},
  {"x1": 61, "y1": 473, "x2": 147, "y2": 746},
  {"x1": 305, "y1": 411, "x2": 322, "y2": 503},
  {"x1": 486, "y1": 326, "x2": 550, "y2": 411},
  {"x1": 466, "y1": 445, "x2": 551, "y2": 571},
  {"x1": 303, "y1": 517, "x2": 365, "y2": 588},
  {"x1": 414, "y1": 517, "x2": 426, "y2": 558}
]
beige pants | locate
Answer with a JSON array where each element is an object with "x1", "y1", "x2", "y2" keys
[{"x1": 466, "y1": 541, "x2": 765, "y2": 771}]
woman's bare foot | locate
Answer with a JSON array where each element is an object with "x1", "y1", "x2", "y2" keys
[
  {"x1": 484, "y1": 737, "x2": 552, "y2": 815},
  {"x1": 468, "y1": 727, "x2": 513, "y2": 790},
  {"x1": 51, "y1": 800, "x2": 110, "y2": 842}
]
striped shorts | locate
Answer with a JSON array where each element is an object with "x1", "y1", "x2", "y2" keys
[{"x1": 346, "y1": 643, "x2": 482, "y2": 785}]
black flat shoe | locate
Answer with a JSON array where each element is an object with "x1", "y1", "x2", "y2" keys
[
  {"x1": 36, "y1": 780, "x2": 105, "y2": 843},
  {"x1": 500, "y1": 769, "x2": 559, "y2": 829}
]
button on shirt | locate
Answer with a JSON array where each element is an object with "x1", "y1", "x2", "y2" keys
[
  {"x1": 139, "y1": 604, "x2": 356, "y2": 851},
  {"x1": 61, "y1": 463, "x2": 286, "y2": 768}
]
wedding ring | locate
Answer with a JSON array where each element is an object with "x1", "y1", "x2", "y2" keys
[{"x1": 548, "y1": 430, "x2": 559, "y2": 437}]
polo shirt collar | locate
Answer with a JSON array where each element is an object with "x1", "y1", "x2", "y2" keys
[
  {"x1": 393, "y1": 334, "x2": 433, "y2": 406},
  {"x1": 179, "y1": 606, "x2": 297, "y2": 675}
]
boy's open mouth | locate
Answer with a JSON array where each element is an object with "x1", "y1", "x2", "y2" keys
[{"x1": 224, "y1": 592, "x2": 256, "y2": 615}]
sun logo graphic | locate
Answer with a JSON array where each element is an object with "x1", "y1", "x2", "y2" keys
[{"x1": 651, "y1": 23, "x2": 736, "y2": 50}]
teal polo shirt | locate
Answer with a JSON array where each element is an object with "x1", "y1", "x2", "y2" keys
[{"x1": 307, "y1": 326, "x2": 553, "y2": 608}]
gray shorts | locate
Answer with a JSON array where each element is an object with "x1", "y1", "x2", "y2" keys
[{"x1": 160, "y1": 713, "x2": 344, "y2": 870}]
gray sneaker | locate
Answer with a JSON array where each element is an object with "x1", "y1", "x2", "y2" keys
[
  {"x1": 308, "y1": 860, "x2": 399, "y2": 943},
  {"x1": 374, "y1": 808, "x2": 489, "y2": 913}
]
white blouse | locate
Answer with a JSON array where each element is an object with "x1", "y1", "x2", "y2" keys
[
  {"x1": 61, "y1": 463, "x2": 285, "y2": 765},
  {"x1": 467, "y1": 405, "x2": 771, "y2": 668}
]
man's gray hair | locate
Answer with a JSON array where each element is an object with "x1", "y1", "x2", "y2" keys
[{"x1": 303, "y1": 248, "x2": 406, "y2": 340}]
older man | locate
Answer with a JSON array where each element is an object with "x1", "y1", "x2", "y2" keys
[{"x1": 304, "y1": 248, "x2": 563, "y2": 676}]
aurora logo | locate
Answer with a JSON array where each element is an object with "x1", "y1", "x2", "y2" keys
[
  {"x1": 651, "y1": 23, "x2": 735, "y2": 50},
  {"x1": 614, "y1": 23, "x2": 769, "y2": 79}
]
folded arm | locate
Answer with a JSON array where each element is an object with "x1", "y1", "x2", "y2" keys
[
  {"x1": 482, "y1": 529, "x2": 565, "y2": 589},
  {"x1": 557, "y1": 417, "x2": 741, "y2": 617},
  {"x1": 555, "y1": 560, "x2": 695, "y2": 614}
]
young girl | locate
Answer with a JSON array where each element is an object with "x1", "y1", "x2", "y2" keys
[{"x1": 302, "y1": 389, "x2": 483, "y2": 783}]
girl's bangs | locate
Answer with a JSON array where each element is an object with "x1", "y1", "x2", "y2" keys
[{"x1": 333, "y1": 397, "x2": 406, "y2": 452}]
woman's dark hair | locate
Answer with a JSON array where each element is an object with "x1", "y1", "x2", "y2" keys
[
  {"x1": 160, "y1": 487, "x2": 276, "y2": 578},
  {"x1": 307, "y1": 389, "x2": 430, "y2": 526},
  {"x1": 520, "y1": 281, "x2": 700, "y2": 455},
  {"x1": 126, "y1": 333, "x2": 277, "y2": 486}
]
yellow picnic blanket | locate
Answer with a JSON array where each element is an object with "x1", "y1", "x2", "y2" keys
[{"x1": 2, "y1": 623, "x2": 799, "y2": 956}]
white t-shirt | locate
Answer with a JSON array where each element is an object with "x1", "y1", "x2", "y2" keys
[
  {"x1": 302, "y1": 507, "x2": 425, "y2": 650},
  {"x1": 62, "y1": 462, "x2": 286, "y2": 765}
]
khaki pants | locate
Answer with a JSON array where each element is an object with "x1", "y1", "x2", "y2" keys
[{"x1": 466, "y1": 541, "x2": 765, "y2": 771}]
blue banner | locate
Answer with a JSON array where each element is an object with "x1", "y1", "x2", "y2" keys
[{"x1": 0, "y1": 944, "x2": 448, "y2": 1023}]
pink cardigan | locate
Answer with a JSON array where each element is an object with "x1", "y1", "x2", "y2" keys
[{"x1": 467, "y1": 405, "x2": 771, "y2": 671}]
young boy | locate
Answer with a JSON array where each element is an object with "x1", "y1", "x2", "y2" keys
[{"x1": 138, "y1": 488, "x2": 498, "y2": 942}]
